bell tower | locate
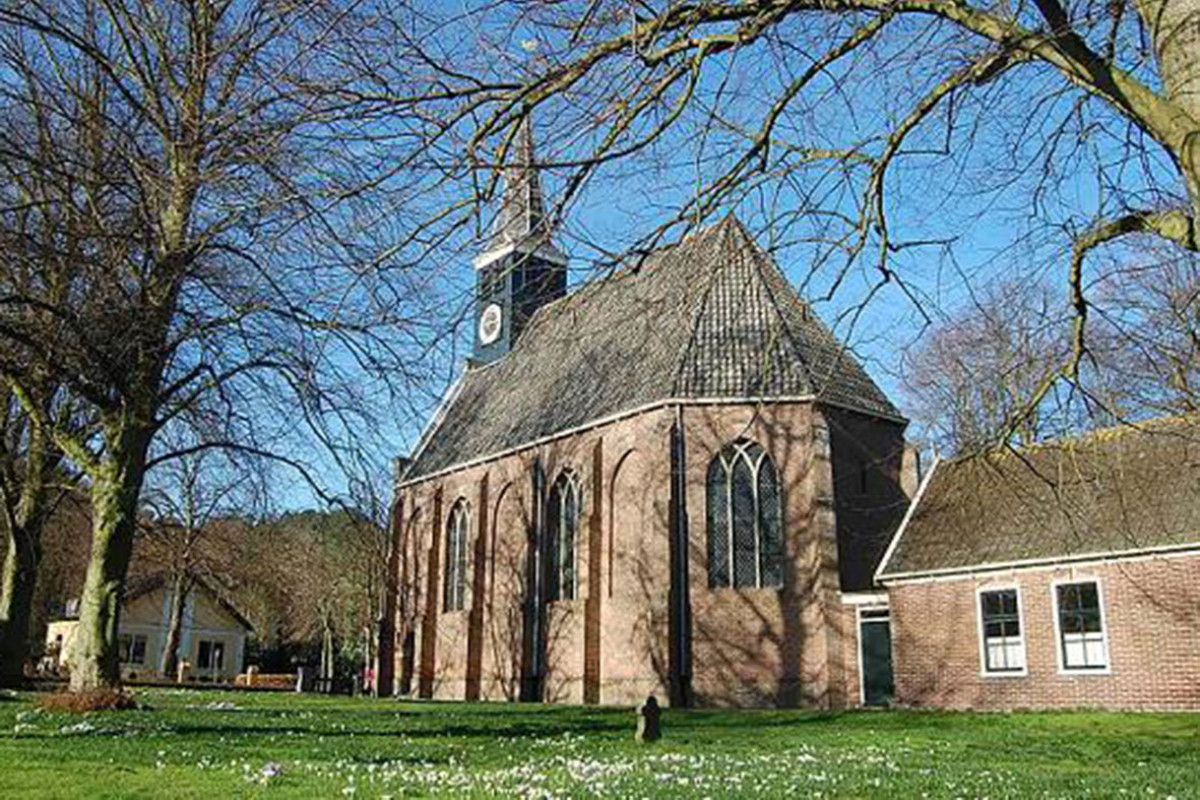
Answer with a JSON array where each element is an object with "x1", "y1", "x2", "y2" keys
[{"x1": 472, "y1": 117, "x2": 567, "y2": 364}]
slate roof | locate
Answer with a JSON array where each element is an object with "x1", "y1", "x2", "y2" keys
[
  {"x1": 878, "y1": 415, "x2": 1200, "y2": 578},
  {"x1": 404, "y1": 216, "x2": 901, "y2": 482}
]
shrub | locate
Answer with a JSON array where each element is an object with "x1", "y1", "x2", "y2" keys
[{"x1": 37, "y1": 689, "x2": 140, "y2": 713}]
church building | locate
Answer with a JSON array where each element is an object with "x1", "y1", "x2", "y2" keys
[{"x1": 381, "y1": 121, "x2": 914, "y2": 708}]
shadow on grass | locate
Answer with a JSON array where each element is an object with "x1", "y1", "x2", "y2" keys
[{"x1": 9, "y1": 717, "x2": 633, "y2": 743}]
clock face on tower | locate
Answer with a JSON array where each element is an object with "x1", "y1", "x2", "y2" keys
[{"x1": 478, "y1": 302, "x2": 503, "y2": 346}]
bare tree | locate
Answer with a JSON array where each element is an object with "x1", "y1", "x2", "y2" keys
[
  {"x1": 0, "y1": 380, "x2": 72, "y2": 685},
  {"x1": 214, "y1": 505, "x2": 387, "y2": 685},
  {"x1": 0, "y1": 1, "x2": 435, "y2": 691},
  {"x1": 902, "y1": 281, "x2": 1071, "y2": 453},
  {"x1": 137, "y1": 434, "x2": 264, "y2": 678},
  {"x1": 287, "y1": 503, "x2": 388, "y2": 689},
  {"x1": 364, "y1": 0, "x2": 1199, "y2": 432},
  {"x1": 1091, "y1": 247, "x2": 1199, "y2": 415},
  {"x1": 903, "y1": 249, "x2": 1197, "y2": 454},
  {"x1": 0, "y1": 81, "x2": 93, "y2": 682}
]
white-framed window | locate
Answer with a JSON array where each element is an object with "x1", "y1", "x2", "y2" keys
[
  {"x1": 977, "y1": 586, "x2": 1026, "y2": 675},
  {"x1": 1053, "y1": 579, "x2": 1109, "y2": 672}
]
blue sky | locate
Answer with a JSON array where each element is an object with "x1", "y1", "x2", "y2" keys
[{"x1": 256, "y1": 6, "x2": 1182, "y2": 511}]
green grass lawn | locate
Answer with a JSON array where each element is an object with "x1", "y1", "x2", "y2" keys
[{"x1": 0, "y1": 689, "x2": 1197, "y2": 799}]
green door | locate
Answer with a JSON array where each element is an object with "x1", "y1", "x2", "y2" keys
[{"x1": 860, "y1": 617, "x2": 894, "y2": 707}]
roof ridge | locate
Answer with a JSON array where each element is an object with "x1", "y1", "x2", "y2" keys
[
  {"x1": 954, "y1": 412, "x2": 1200, "y2": 464},
  {"x1": 728, "y1": 221, "x2": 820, "y2": 391},
  {"x1": 687, "y1": 215, "x2": 843, "y2": 402},
  {"x1": 126, "y1": 571, "x2": 255, "y2": 632},
  {"x1": 668, "y1": 220, "x2": 744, "y2": 395}
]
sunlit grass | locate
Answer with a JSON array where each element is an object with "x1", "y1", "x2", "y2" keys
[{"x1": 0, "y1": 688, "x2": 1196, "y2": 798}]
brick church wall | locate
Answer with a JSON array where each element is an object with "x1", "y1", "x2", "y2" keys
[
  {"x1": 395, "y1": 409, "x2": 675, "y2": 706},
  {"x1": 682, "y1": 403, "x2": 836, "y2": 707},
  {"x1": 887, "y1": 555, "x2": 1200, "y2": 710},
  {"x1": 478, "y1": 466, "x2": 529, "y2": 701},
  {"x1": 600, "y1": 411, "x2": 673, "y2": 706},
  {"x1": 847, "y1": 606, "x2": 865, "y2": 709},
  {"x1": 391, "y1": 401, "x2": 904, "y2": 708}
]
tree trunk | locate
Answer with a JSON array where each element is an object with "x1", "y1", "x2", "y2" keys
[
  {"x1": 321, "y1": 616, "x2": 334, "y2": 694},
  {"x1": 0, "y1": 423, "x2": 57, "y2": 688},
  {"x1": 159, "y1": 572, "x2": 191, "y2": 678},
  {"x1": 0, "y1": 521, "x2": 40, "y2": 687},
  {"x1": 1136, "y1": 0, "x2": 1200, "y2": 214},
  {"x1": 67, "y1": 423, "x2": 152, "y2": 692}
]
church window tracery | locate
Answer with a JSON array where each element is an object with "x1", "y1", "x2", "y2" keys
[
  {"x1": 706, "y1": 440, "x2": 783, "y2": 589},
  {"x1": 547, "y1": 471, "x2": 581, "y2": 600}
]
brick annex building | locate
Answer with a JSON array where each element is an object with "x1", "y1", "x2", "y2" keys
[
  {"x1": 877, "y1": 416, "x2": 1200, "y2": 710},
  {"x1": 380, "y1": 123, "x2": 1200, "y2": 711}
]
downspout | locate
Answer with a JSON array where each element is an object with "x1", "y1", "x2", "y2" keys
[
  {"x1": 522, "y1": 456, "x2": 547, "y2": 701},
  {"x1": 668, "y1": 404, "x2": 693, "y2": 707}
]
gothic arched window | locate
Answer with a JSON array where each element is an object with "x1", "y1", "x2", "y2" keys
[
  {"x1": 547, "y1": 471, "x2": 581, "y2": 600},
  {"x1": 706, "y1": 440, "x2": 783, "y2": 589},
  {"x1": 443, "y1": 500, "x2": 470, "y2": 611}
]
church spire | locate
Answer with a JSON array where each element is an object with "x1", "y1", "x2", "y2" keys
[
  {"x1": 471, "y1": 114, "x2": 568, "y2": 364},
  {"x1": 475, "y1": 116, "x2": 566, "y2": 271}
]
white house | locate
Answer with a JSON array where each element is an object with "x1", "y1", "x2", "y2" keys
[{"x1": 46, "y1": 574, "x2": 253, "y2": 682}]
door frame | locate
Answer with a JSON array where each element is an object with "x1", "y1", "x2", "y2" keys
[{"x1": 856, "y1": 604, "x2": 893, "y2": 707}]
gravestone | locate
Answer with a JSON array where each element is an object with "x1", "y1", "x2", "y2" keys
[{"x1": 636, "y1": 695, "x2": 661, "y2": 743}]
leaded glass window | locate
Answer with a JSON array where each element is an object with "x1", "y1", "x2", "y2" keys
[
  {"x1": 706, "y1": 440, "x2": 784, "y2": 589},
  {"x1": 1056, "y1": 581, "x2": 1108, "y2": 670},
  {"x1": 979, "y1": 588, "x2": 1025, "y2": 672},
  {"x1": 706, "y1": 457, "x2": 729, "y2": 588},
  {"x1": 547, "y1": 472, "x2": 581, "y2": 600},
  {"x1": 443, "y1": 500, "x2": 470, "y2": 612},
  {"x1": 757, "y1": 457, "x2": 782, "y2": 588}
]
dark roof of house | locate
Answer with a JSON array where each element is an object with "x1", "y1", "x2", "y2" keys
[
  {"x1": 404, "y1": 215, "x2": 901, "y2": 482},
  {"x1": 878, "y1": 415, "x2": 1200, "y2": 578},
  {"x1": 126, "y1": 572, "x2": 255, "y2": 632}
]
